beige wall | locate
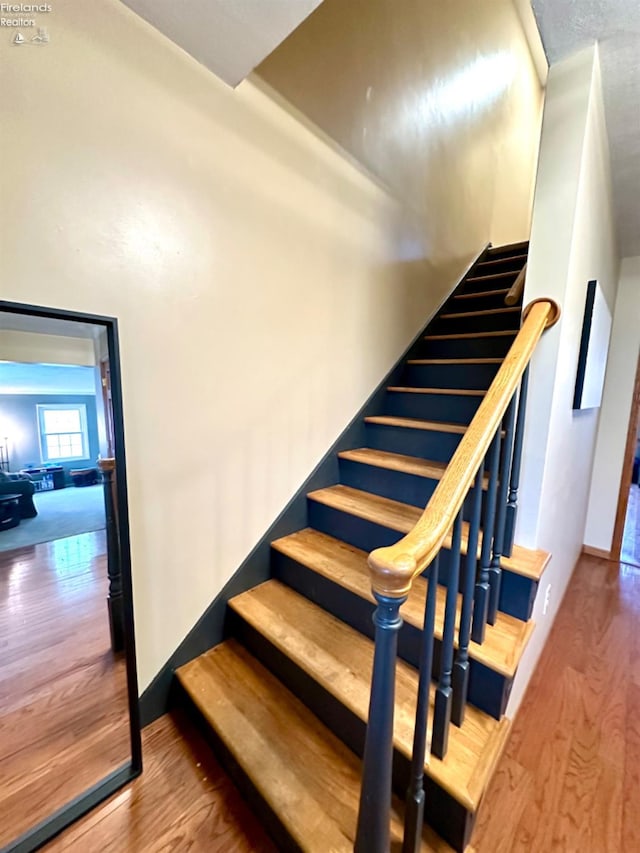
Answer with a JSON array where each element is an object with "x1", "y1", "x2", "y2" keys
[
  {"x1": 258, "y1": 0, "x2": 544, "y2": 265},
  {"x1": 584, "y1": 256, "x2": 640, "y2": 551},
  {"x1": 0, "y1": 331, "x2": 95, "y2": 367},
  {"x1": 0, "y1": 0, "x2": 545, "y2": 693},
  {"x1": 509, "y1": 46, "x2": 620, "y2": 713}
]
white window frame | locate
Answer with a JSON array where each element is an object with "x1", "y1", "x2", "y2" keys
[{"x1": 37, "y1": 403, "x2": 89, "y2": 464}]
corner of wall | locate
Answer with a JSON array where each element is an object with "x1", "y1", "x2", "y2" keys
[{"x1": 508, "y1": 40, "x2": 621, "y2": 715}]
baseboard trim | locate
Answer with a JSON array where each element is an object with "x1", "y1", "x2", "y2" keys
[
  {"x1": 138, "y1": 242, "x2": 491, "y2": 728},
  {"x1": 581, "y1": 544, "x2": 612, "y2": 560}
]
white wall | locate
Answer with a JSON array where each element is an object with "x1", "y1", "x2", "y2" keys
[
  {"x1": 584, "y1": 256, "x2": 640, "y2": 551},
  {"x1": 508, "y1": 45, "x2": 620, "y2": 713}
]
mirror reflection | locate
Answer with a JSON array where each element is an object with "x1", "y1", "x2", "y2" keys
[{"x1": 0, "y1": 311, "x2": 132, "y2": 847}]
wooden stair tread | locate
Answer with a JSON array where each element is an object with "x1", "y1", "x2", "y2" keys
[
  {"x1": 364, "y1": 415, "x2": 467, "y2": 434},
  {"x1": 476, "y1": 254, "x2": 527, "y2": 267},
  {"x1": 486, "y1": 240, "x2": 528, "y2": 255},
  {"x1": 408, "y1": 358, "x2": 503, "y2": 365},
  {"x1": 273, "y1": 528, "x2": 534, "y2": 680},
  {"x1": 338, "y1": 448, "x2": 489, "y2": 489},
  {"x1": 388, "y1": 386, "x2": 485, "y2": 397},
  {"x1": 453, "y1": 288, "x2": 510, "y2": 300},
  {"x1": 465, "y1": 271, "x2": 520, "y2": 283},
  {"x1": 424, "y1": 330, "x2": 518, "y2": 341},
  {"x1": 306, "y1": 485, "x2": 549, "y2": 582},
  {"x1": 229, "y1": 579, "x2": 511, "y2": 812},
  {"x1": 440, "y1": 307, "x2": 521, "y2": 320},
  {"x1": 177, "y1": 640, "x2": 454, "y2": 852}
]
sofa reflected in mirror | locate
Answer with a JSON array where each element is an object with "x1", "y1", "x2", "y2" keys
[{"x1": 0, "y1": 471, "x2": 37, "y2": 521}]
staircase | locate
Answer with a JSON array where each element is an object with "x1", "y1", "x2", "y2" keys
[{"x1": 175, "y1": 242, "x2": 553, "y2": 852}]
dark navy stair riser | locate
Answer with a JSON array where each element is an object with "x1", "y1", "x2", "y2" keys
[
  {"x1": 448, "y1": 292, "x2": 519, "y2": 312},
  {"x1": 308, "y1": 500, "x2": 404, "y2": 553},
  {"x1": 459, "y1": 276, "x2": 519, "y2": 295},
  {"x1": 499, "y1": 571, "x2": 538, "y2": 621},
  {"x1": 431, "y1": 311, "x2": 521, "y2": 335},
  {"x1": 416, "y1": 336, "x2": 517, "y2": 360},
  {"x1": 338, "y1": 457, "x2": 488, "y2": 519},
  {"x1": 338, "y1": 459, "x2": 440, "y2": 509},
  {"x1": 384, "y1": 390, "x2": 482, "y2": 424},
  {"x1": 473, "y1": 257, "x2": 525, "y2": 274},
  {"x1": 400, "y1": 362, "x2": 499, "y2": 390},
  {"x1": 364, "y1": 422, "x2": 462, "y2": 462}
]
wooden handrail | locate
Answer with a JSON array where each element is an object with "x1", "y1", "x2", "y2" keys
[
  {"x1": 367, "y1": 297, "x2": 560, "y2": 599},
  {"x1": 505, "y1": 262, "x2": 527, "y2": 305}
]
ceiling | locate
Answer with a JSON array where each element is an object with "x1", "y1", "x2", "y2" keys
[
  {"x1": 0, "y1": 362, "x2": 96, "y2": 396},
  {"x1": 0, "y1": 312, "x2": 99, "y2": 340},
  {"x1": 117, "y1": 0, "x2": 638, "y2": 256},
  {"x1": 119, "y1": 0, "x2": 324, "y2": 87},
  {"x1": 532, "y1": 0, "x2": 640, "y2": 257}
]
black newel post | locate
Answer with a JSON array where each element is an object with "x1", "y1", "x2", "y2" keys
[
  {"x1": 355, "y1": 590, "x2": 406, "y2": 853},
  {"x1": 99, "y1": 458, "x2": 124, "y2": 654}
]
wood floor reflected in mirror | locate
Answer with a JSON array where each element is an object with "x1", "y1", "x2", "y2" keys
[{"x1": 0, "y1": 531, "x2": 130, "y2": 846}]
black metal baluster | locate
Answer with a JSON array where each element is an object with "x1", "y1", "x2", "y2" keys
[
  {"x1": 403, "y1": 555, "x2": 439, "y2": 853},
  {"x1": 99, "y1": 458, "x2": 124, "y2": 653},
  {"x1": 503, "y1": 365, "x2": 530, "y2": 558},
  {"x1": 355, "y1": 591, "x2": 407, "y2": 853},
  {"x1": 488, "y1": 394, "x2": 517, "y2": 624},
  {"x1": 452, "y1": 470, "x2": 484, "y2": 727},
  {"x1": 432, "y1": 512, "x2": 463, "y2": 759},
  {"x1": 471, "y1": 431, "x2": 501, "y2": 645}
]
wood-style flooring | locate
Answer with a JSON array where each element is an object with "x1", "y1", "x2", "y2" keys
[
  {"x1": 0, "y1": 532, "x2": 130, "y2": 847},
  {"x1": 42, "y1": 551, "x2": 640, "y2": 852},
  {"x1": 471, "y1": 552, "x2": 640, "y2": 851},
  {"x1": 44, "y1": 711, "x2": 276, "y2": 852}
]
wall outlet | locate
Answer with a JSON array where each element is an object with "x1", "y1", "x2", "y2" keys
[{"x1": 542, "y1": 583, "x2": 552, "y2": 616}]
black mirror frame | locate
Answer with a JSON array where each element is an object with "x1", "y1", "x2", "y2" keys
[{"x1": 0, "y1": 300, "x2": 142, "y2": 853}]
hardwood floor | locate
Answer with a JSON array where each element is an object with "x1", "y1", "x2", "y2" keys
[
  {"x1": 44, "y1": 711, "x2": 277, "y2": 852},
  {"x1": 0, "y1": 532, "x2": 130, "y2": 847},
  {"x1": 471, "y1": 552, "x2": 640, "y2": 852},
  {"x1": 33, "y1": 551, "x2": 640, "y2": 852}
]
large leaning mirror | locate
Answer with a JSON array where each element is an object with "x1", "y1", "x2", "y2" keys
[{"x1": 0, "y1": 301, "x2": 140, "y2": 853}]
